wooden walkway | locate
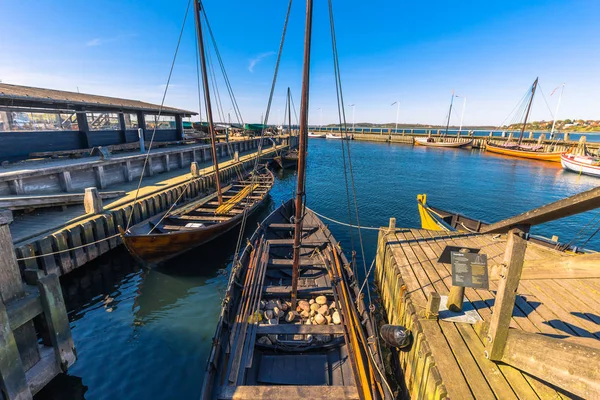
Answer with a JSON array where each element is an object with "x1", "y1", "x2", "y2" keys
[{"x1": 376, "y1": 227, "x2": 600, "y2": 399}]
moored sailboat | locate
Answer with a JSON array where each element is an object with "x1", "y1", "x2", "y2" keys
[
  {"x1": 414, "y1": 91, "x2": 473, "y2": 148},
  {"x1": 201, "y1": 1, "x2": 388, "y2": 398},
  {"x1": 121, "y1": 0, "x2": 274, "y2": 264},
  {"x1": 486, "y1": 78, "x2": 563, "y2": 162},
  {"x1": 561, "y1": 137, "x2": 600, "y2": 177}
]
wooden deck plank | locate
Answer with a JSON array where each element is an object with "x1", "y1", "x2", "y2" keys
[
  {"x1": 415, "y1": 231, "x2": 545, "y2": 399},
  {"x1": 523, "y1": 279, "x2": 599, "y2": 339},
  {"x1": 390, "y1": 231, "x2": 427, "y2": 305},
  {"x1": 397, "y1": 230, "x2": 573, "y2": 399}
]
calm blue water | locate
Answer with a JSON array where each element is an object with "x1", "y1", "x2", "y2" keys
[{"x1": 36, "y1": 139, "x2": 599, "y2": 399}]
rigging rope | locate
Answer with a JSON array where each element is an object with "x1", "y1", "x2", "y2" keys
[
  {"x1": 327, "y1": 0, "x2": 371, "y2": 305},
  {"x1": 126, "y1": 0, "x2": 192, "y2": 230},
  {"x1": 231, "y1": 0, "x2": 294, "y2": 269}
]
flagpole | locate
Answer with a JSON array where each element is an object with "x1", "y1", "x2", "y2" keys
[{"x1": 550, "y1": 83, "x2": 565, "y2": 138}]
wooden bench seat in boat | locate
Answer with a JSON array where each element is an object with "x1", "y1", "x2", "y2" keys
[
  {"x1": 216, "y1": 385, "x2": 359, "y2": 400},
  {"x1": 267, "y1": 258, "x2": 325, "y2": 268},
  {"x1": 267, "y1": 239, "x2": 325, "y2": 247},
  {"x1": 267, "y1": 223, "x2": 319, "y2": 231},
  {"x1": 170, "y1": 215, "x2": 233, "y2": 221},
  {"x1": 256, "y1": 324, "x2": 344, "y2": 335},
  {"x1": 263, "y1": 285, "x2": 331, "y2": 296}
]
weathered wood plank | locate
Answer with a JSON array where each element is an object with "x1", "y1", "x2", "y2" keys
[
  {"x1": 217, "y1": 385, "x2": 359, "y2": 399},
  {"x1": 37, "y1": 274, "x2": 76, "y2": 372},
  {"x1": 501, "y1": 329, "x2": 600, "y2": 399},
  {"x1": 482, "y1": 186, "x2": 600, "y2": 233},
  {"x1": 256, "y1": 324, "x2": 344, "y2": 335},
  {"x1": 486, "y1": 230, "x2": 528, "y2": 360}
]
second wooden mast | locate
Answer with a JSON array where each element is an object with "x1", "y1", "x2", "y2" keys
[
  {"x1": 194, "y1": 0, "x2": 223, "y2": 205},
  {"x1": 290, "y1": 0, "x2": 314, "y2": 309}
]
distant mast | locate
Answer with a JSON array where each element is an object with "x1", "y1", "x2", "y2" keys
[
  {"x1": 444, "y1": 91, "x2": 455, "y2": 137},
  {"x1": 194, "y1": 0, "x2": 223, "y2": 205},
  {"x1": 517, "y1": 77, "x2": 538, "y2": 146},
  {"x1": 550, "y1": 83, "x2": 565, "y2": 138},
  {"x1": 290, "y1": 0, "x2": 314, "y2": 309}
]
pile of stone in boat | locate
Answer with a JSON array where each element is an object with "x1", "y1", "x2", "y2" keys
[{"x1": 258, "y1": 295, "x2": 341, "y2": 326}]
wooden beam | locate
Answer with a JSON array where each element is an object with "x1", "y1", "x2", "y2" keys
[
  {"x1": 37, "y1": 274, "x2": 76, "y2": 372},
  {"x1": 482, "y1": 187, "x2": 600, "y2": 233},
  {"x1": 217, "y1": 385, "x2": 359, "y2": 400},
  {"x1": 501, "y1": 329, "x2": 600, "y2": 399},
  {"x1": 256, "y1": 324, "x2": 344, "y2": 335},
  {"x1": 485, "y1": 229, "x2": 528, "y2": 360},
  {"x1": 0, "y1": 191, "x2": 124, "y2": 211},
  {"x1": 490, "y1": 252, "x2": 600, "y2": 281}
]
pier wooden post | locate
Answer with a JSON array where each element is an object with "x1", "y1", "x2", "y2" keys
[
  {"x1": 191, "y1": 162, "x2": 200, "y2": 177},
  {"x1": 446, "y1": 286, "x2": 465, "y2": 312},
  {"x1": 84, "y1": 187, "x2": 103, "y2": 214},
  {"x1": 234, "y1": 151, "x2": 239, "y2": 162},
  {"x1": 387, "y1": 217, "x2": 396, "y2": 234},
  {"x1": 425, "y1": 292, "x2": 441, "y2": 319},
  {"x1": 0, "y1": 210, "x2": 36, "y2": 399},
  {"x1": 564, "y1": 132, "x2": 569, "y2": 142},
  {"x1": 537, "y1": 133, "x2": 545, "y2": 144},
  {"x1": 485, "y1": 228, "x2": 528, "y2": 360}
]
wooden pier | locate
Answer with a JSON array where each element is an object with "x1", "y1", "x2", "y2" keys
[
  {"x1": 8, "y1": 137, "x2": 294, "y2": 278},
  {"x1": 375, "y1": 222, "x2": 600, "y2": 399},
  {"x1": 311, "y1": 128, "x2": 597, "y2": 154}
]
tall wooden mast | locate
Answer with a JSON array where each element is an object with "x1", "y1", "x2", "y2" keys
[
  {"x1": 444, "y1": 91, "x2": 455, "y2": 137},
  {"x1": 194, "y1": 0, "x2": 223, "y2": 205},
  {"x1": 290, "y1": 0, "x2": 314, "y2": 309},
  {"x1": 287, "y1": 87, "x2": 293, "y2": 146},
  {"x1": 517, "y1": 77, "x2": 538, "y2": 146}
]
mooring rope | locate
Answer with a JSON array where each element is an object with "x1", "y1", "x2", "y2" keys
[
  {"x1": 15, "y1": 234, "x2": 121, "y2": 261},
  {"x1": 126, "y1": 0, "x2": 193, "y2": 231},
  {"x1": 309, "y1": 209, "x2": 382, "y2": 231}
]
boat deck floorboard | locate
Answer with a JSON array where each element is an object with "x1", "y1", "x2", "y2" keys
[{"x1": 376, "y1": 227, "x2": 599, "y2": 399}]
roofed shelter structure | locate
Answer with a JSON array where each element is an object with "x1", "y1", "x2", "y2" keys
[{"x1": 0, "y1": 83, "x2": 197, "y2": 161}]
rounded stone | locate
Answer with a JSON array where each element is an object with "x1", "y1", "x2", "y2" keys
[
  {"x1": 317, "y1": 305, "x2": 329, "y2": 316},
  {"x1": 332, "y1": 311, "x2": 341, "y2": 325},
  {"x1": 315, "y1": 313, "x2": 326, "y2": 325},
  {"x1": 316, "y1": 295, "x2": 327, "y2": 305}
]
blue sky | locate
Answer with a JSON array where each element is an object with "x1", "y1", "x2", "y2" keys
[{"x1": 1, "y1": 0, "x2": 599, "y2": 126}]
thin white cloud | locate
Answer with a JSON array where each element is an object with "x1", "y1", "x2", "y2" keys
[
  {"x1": 248, "y1": 51, "x2": 276, "y2": 72},
  {"x1": 86, "y1": 38, "x2": 102, "y2": 47},
  {"x1": 85, "y1": 33, "x2": 138, "y2": 47}
]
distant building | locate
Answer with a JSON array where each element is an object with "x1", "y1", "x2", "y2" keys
[{"x1": 0, "y1": 83, "x2": 196, "y2": 161}]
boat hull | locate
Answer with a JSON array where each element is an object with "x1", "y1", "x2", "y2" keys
[
  {"x1": 486, "y1": 143, "x2": 562, "y2": 162},
  {"x1": 415, "y1": 137, "x2": 473, "y2": 148},
  {"x1": 307, "y1": 132, "x2": 326, "y2": 138},
  {"x1": 122, "y1": 169, "x2": 274, "y2": 265},
  {"x1": 561, "y1": 154, "x2": 600, "y2": 177},
  {"x1": 200, "y1": 200, "x2": 386, "y2": 399}
]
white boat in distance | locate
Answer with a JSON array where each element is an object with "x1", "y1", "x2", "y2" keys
[
  {"x1": 561, "y1": 153, "x2": 600, "y2": 178},
  {"x1": 307, "y1": 131, "x2": 326, "y2": 138},
  {"x1": 326, "y1": 133, "x2": 346, "y2": 139}
]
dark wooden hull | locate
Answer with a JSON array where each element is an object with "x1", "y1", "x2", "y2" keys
[
  {"x1": 272, "y1": 150, "x2": 299, "y2": 170},
  {"x1": 200, "y1": 200, "x2": 387, "y2": 400},
  {"x1": 420, "y1": 196, "x2": 589, "y2": 253},
  {"x1": 122, "y1": 168, "x2": 274, "y2": 265}
]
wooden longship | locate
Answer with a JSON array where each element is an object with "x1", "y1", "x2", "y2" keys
[
  {"x1": 485, "y1": 78, "x2": 564, "y2": 163},
  {"x1": 121, "y1": 168, "x2": 274, "y2": 264},
  {"x1": 414, "y1": 137, "x2": 473, "y2": 148},
  {"x1": 272, "y1": 149, "x2": 299, "y2": 170},
  {"x1": 200, "y1": 200, "x2": 386, "y2": 400},
  {"x1": 485, "y1": 142, "x2": 563, "y2": 162}
]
